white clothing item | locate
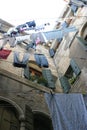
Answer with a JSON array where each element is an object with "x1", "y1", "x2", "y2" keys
[
  {"x1": 7, "y1": 27, "x2": 18, "y2": 35},
  {"x1": 14, "y1": 35, "x2": 30, "y2": 46}
]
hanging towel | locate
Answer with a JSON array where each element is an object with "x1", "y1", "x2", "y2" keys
[
  {"x1": 44, "y1": 93, "x2": 87, "y2": 130},
  {"x1": 0, "y1": 49, "x2": 11, "y2": 59},
  {"x1": 13, "y1": 52, "x2": 29, "y2": 68}
]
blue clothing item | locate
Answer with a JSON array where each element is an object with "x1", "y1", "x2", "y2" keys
[
  {"x1": 70, "y1": 0, "x2": 87, "y2": 7},
  {"x1": 61, "y1": 21, "x2": 68, "y2": 28},
  {"x1": 13, "y1": 52, "x2": 29, "y2": 68},
  {"x1": 26, "y1": 42, "x2": 36, "y2": 50},
  {"x1": 43, "y1": 26, "x2": 77, "y2": 41},
  {"x1": 34, "y1": 54, "x2": 49, "y2": 68},
  {"x1": 26, "y1": 20, "x2": 36, "y2": 28},
  {"x1": 70, "y1": 4, "x2": 78, "y2": 12},
  {"x1": 44, "y1": 93, "x2": 87, "y2": 130}
]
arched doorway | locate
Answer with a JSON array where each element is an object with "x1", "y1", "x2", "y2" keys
[
  {"x1": 0, "y1": 100, "x2": 20, "y2": 130},
  {"x1": 33, "y1": 112, "x2": 53, "y2": 130}
]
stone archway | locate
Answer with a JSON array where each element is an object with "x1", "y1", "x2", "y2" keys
[
  {"x1": 0, "y1": 96, "x2": 25, "y2": 130},
  {"x1": 33, "y1": 111, "x2": 53, "y2": 130}
]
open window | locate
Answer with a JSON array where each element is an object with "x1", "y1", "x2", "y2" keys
[
  {"x1": 59, "y1": 59, "x2": 81, "y2": 93},
  {"x1": 24, "y1": 61, "x2": 48, "y2": 87},
  {"x1": 76, "y1": 36, "x2": 87, "y2": 51},
  {"x1": 65, "y1": 59, "x2": 81, "y2": 84}
]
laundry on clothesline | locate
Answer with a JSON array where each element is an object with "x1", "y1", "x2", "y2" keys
[
  {"x1": 0, "y1": 49, "x2": 11, "y2": 59},
  {"x1": 13, "y1": 51, "x2": 29, "y2": 68},
  {"x1": 44, "y1": 93, "x2": 87, "y2": 130},
  {"x1": 34, "y1": 53, "x2": 49, "y2": 68},
  {"x1": 0, "y1": 33, "x2": 16, "y2": 49},
  {"x1": 69, "y1": 0, "x2": 87, "y2": 7},
  {"x1": 42, "y1": 26, "x2": 78, "y2": 41},
  {"x1": 26, "y1": 42, "x2": 36, "y2": 50}
]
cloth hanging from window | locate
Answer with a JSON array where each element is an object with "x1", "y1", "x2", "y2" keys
[
  {"x1": 42, "y1": 26, "x2": 77, "y2": 41},
  {"x1": 13, "y1": 51, "x2": 29, "y2": 68},
  {"x1": 44, "y1": 93, "x2": 87, "y2": 130},
  {"x1": 70, "y1": 0, "x2": 87, "y2": 7},
  {"x1": 0, "y1": 49, "x2": 11, "y2": 59},
  {"x1": 34, "y1": 54, "x2": 49, "y2": 67}
]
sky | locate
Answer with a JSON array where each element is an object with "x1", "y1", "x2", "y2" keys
[{"x1": 0, "y1": 0, "x2": 66, "y2": 28}]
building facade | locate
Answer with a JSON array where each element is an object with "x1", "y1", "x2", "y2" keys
[
  {"x1": 0, "y1": 3, "x2": 87, "y2": 130},
  {"x1": 51, "y1": 5, "x2": 87, "y2": 93}
]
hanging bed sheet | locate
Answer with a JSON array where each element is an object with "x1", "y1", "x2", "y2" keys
[{"x1": 44, "y1": 93, "x2": 87, "y2": 130}]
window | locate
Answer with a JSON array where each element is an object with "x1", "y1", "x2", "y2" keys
[
  {"x1": 65, "y1": 59, "x2": 81, "y2": 85},
  {"x1": 76, "y1": 36, "x2": 87, "y2": 51},
  {"x1": 59, "y1": 59, "x2": 81, "y2": 93},
  {"x1": 84, "y1": 35, "x2": 87, "y2": 41}
]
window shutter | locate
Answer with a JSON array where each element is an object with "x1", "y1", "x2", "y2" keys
[
  {"x1": 42, "y1": 69, "x2": 55, "y2": 89},
  {"x1": 49, "y1": 49, "x2": 55, "y2": 57},
  {"x1": 24, "y1": 66, "x2": 30, "y2": 79},
  {"x1": 70, "y1": 59, "x2": 81, "y2": 76},
  {"x1": 59, "y1": 76, "x2": 71, "y2": 93},
  {"x1": 76, "y1": 36, "x2": 87, "y2": 51},
  {"x1": 25, "y1": 105, "x2": 34, "y2": 130}
]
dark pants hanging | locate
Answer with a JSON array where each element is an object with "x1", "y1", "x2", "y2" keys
[{"x1": 13, "y1": 51, "x2": 29, "y2": 68}]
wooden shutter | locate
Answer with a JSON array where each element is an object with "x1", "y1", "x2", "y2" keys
[
  {"x1": 42, "y1": 69, "x2": 55, "y2": 89},
  {"x1": 49, "y1": 49, "x2": 55, "y2": 57},
  {"x1": 59, "y1": 76, "x2": 71, "y2": 93},
  {"x1": 25, "y1": 105, "x2": 34, "y2": 130},
  {"x1": 76, "y1": 36, "x2": 87, "y2": 51},
  {"x1": 70, "y1": 59, "x2": 81, "y2": 76},
  {"x1": 24, "y1": 66, "x2": 30, "y2": 79}
]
